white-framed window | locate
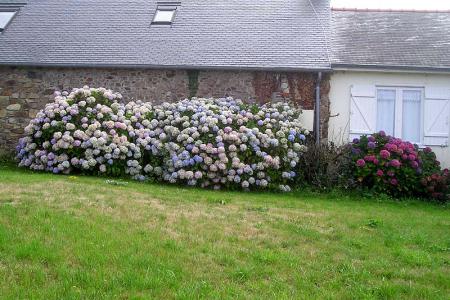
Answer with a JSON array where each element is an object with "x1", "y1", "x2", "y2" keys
[
  {"x1": 349, "y1": 85, "x2": 450, "y2": 147},
  {"x1": 376, "y1": 87, "x2": 424, "y2": 144}
]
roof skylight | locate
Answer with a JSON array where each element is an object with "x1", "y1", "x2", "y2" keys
[
  {"x1": 152, "y1": 3, "x2": 179, "y2": 25},
  {"x1": 153, "y1": 9, "x2": 175, "y2": 23},
  {"x1": 0, "y1": 11, "x2": 16, "y2": 32}
]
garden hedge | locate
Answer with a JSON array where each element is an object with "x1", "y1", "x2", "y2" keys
[
  {"x1": 17, "y1": 86, "x2": 308, "y2": 191},
  {"x1": 16, "y1": 86, "x2": 449, "y2": 201}
]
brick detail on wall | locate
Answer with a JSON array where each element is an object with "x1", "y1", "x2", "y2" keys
[
  {"x1": 0, "y1": 66, "x2": 330, "y2": 150},
  {"x1": 287, "y1": 72, "x2": 316, "y2": 110}
]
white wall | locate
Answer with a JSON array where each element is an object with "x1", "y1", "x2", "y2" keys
[
  {"x1": 329, "y1": 70, "x2": 450, "y2": 167},
  {"x1": 299, "y1": 109, "x2": 314, "y2": 132}
]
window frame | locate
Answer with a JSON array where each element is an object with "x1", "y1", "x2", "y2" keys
[
  {"x1": 151, "y1": 4, "x2": 179, "y2": 25},
  {"x1": 375, "y1": 86, "x2": 425, "y2": 146}
]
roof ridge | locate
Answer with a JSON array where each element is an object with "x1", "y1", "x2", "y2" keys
[{"x1": 332, "y1": 7, "x2": 450, "y2": 13}]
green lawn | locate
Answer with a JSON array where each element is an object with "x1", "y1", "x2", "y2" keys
[{"x1": 0, "y1": 165, "x2": 448, "y2": 299}]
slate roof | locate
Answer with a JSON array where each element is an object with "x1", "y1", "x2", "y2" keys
[
  {"x1": 332, "y1": 9, "x2": 450, "y2": 71},
  {"x1": 0, "y1": 0, "x2": 331, "y2": 71}
]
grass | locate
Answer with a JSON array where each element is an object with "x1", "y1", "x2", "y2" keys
[{"x1": 0, "y1": 165, "x2": 448, "y2": 299}]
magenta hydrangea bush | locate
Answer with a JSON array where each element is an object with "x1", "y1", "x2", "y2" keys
[
  {"x1": 350, "y1": 131, "x2": 449, "y2": 201},
  {"x1": 17, "y1": 86, "x2": 309, "y2": 192}
]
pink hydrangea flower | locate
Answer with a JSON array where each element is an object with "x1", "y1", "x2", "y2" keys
[
  {"x1": 364, "y1": 155, "x2": 375, "y2": 162},
  {"x1": 386, "y1": 143, "x2": 398, "y2": 152},
  {"x1": 390, "y1": 159, "x2": 401, "y2": 168},
  {"x1": 356, "y1": 159, "x2": 366, "y2": 167},
  {"x1": 380, "y1": 150, "x2": 390, "y2": 159}
]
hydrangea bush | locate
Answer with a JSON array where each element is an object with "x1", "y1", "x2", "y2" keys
[
  {"x1": 350, "y1": 131, "x2": 449, "y2": 201},
  {"x1": 17, "y1": 86, "x2": 309, "y2": 192},
  {"x1": 418, "y1": 148, "x2": 450, "y2": 201}
]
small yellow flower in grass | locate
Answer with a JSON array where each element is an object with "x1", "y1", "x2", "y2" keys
[{"x1": 69, "y1": 176, "x2": 78, "y2": 180}]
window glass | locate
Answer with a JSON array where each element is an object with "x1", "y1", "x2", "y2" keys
[
  {"x1": 0, "y1": 11, "x2": 15, "y2": 30},
  {"x1": 376, "y1": 89, "x2": 396, "y2": 136},
  {"x1": 153, "y1": 9, "x2": 175, "y2": 23},
  {"x1": 402, "y1": 90, "x2": 422, "y2": 143}
]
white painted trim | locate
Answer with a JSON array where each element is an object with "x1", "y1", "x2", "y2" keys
[{"x1": 333, "y1": 67, "x2": 450, "y2": 75}]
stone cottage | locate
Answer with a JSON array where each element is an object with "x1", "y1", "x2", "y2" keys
[
  {"x1": 0, "y1": 0, "x2": 331, "y2": 150},
  {"x1": 1, "y1": 1, "x2": 449, "y2": 166}
]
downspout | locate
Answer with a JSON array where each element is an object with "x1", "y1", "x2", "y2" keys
[{"x1": 314, "y1": 72, "x2": 322, "y2": 145}]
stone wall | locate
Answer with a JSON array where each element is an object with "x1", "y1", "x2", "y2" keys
[{"x1": 0, "y1": 66, "x2": 330, "y2": 150}]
